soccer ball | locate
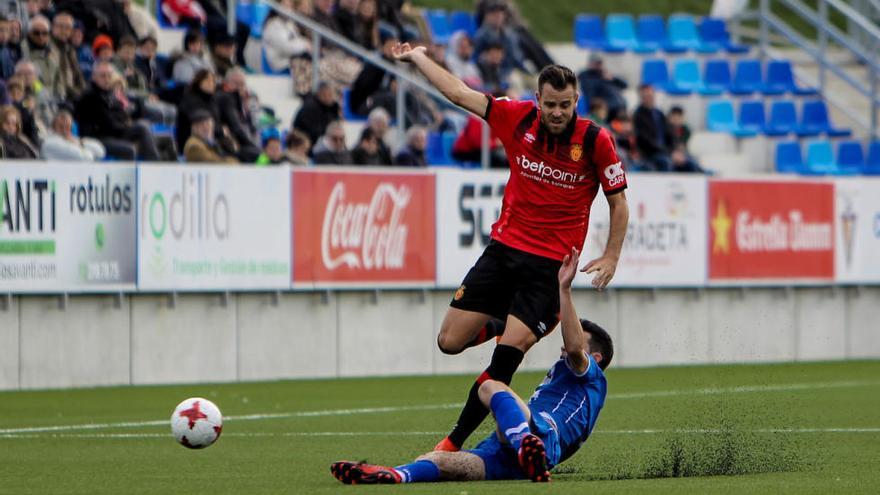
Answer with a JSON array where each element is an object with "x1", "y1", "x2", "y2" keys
[{"x1": 170, "y1": 397, "x2": 223, "y2": 449}]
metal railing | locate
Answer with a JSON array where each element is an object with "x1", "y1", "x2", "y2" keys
[{"x1": 748, "y1": 0, "x2": 880, "y2": 138}]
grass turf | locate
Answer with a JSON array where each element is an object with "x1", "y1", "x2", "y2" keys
[{"x1": 1, "y1": 360, "x2": 879, "y2": 494}]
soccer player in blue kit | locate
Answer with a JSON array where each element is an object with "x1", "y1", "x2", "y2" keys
[{"x1": 330, "y1": 246, "x2": 612, "y2": 484}]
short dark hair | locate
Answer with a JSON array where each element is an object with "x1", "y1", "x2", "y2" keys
[
  {"x1": 359, "y1": 127, "x2": 377, "y2": 143},
  {"x1": 581, "y1": 319, "x2": 614, "y2": 370},
  {"x1": 190, "y1": 68, "x2": 215, "y2": 91},
  {"x1": 184, "y1": 28, "x2": 203, "y2": 49},
  {"x1": 286, "y1": 129, "x2": 310, "y2": 149},
  {"x1": 669, "y1": 105, "x2": 684, "y2": 115},
  {"x1": 538, "y1": 65, "x2": 577, "y2": 94},
  {"x1": 118, "y1": 35, "x2": 137, "y2": 49}
]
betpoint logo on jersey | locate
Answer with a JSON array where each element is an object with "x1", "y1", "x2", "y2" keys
[
  {"x1": 516, "y1": 155, "x2": 586, "y2": 185},
  {"x1": 604, "y1": 162, "x2": 625, "y2": 187}
]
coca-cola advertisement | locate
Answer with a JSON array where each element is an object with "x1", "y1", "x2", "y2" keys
[
  {"x1": 709, "y1": 180, "x2": 835, "y2": 282},
  {"x1": 292, "y1": 170, "x2": 436, "y2": 287}
]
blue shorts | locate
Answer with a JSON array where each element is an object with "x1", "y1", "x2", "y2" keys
[{"x1": 466, "y1": 413, "x2": 563, "y2": 481}]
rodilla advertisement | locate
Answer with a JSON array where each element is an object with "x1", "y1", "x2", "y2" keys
[
  {"x1": 835, "y1": 178, "x2": 880, "y2": 283},
  {"x1": 435, "y1": 169, "x2": 508, "y2": 288},
  {"x1": 292, "y1": 169, "x2": 436, "y2": 288},
  {"x1": 138, "y1": 165, "x2": 290, "y2": 290},
  {"x1": 709, "y1": 180, "x2": 835, "y2": 283},
  {"x1": 0, "y1": 162, "x2": 136, "y2": 292},
  {"x1": 584, "y1": 174, "x2": 708, "y2": 287}
]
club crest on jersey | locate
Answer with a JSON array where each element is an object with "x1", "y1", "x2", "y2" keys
[
  {"x1": 570, "y1": 144, "x2": 583, "y2": 161},
  {"x1": 454, "y1": 285, "x2": 466, "y2": 301}
]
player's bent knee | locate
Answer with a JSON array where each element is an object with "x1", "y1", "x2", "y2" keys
[
  {"x1": 477, "y1": 379, "x2": 503, "y2": 404},
  {"x1": 437, "y1": 333, "x2": 464, "y2": 355}
]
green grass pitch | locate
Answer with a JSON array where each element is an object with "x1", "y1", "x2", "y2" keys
[{"x1": 2, "y1": 360, "x2": 879, "y2": 494}]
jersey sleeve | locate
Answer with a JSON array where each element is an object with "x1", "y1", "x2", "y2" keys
[
  {"x1": 483, "y1": 95, "x2": 533, "y2": 139},
  {"x1": 593, "y1": 128, "x2": 627, "y2": 195},
  {"x1": 563, "y1": 352, "x2": 595, "y2": 380}
]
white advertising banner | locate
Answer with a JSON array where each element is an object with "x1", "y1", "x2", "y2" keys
[
  {"x1": 435, "y1": 169, "x2": 509, "y2": 288},
  {"x1": 137, "y1": 165, "x2": 290, "y2": 290},
  {"x1": 0, "y1": 162, "x2": 136, "y2": 292},
  {"x1": 834, "y1": 177, "x2": 880, "y2": 284},
  {"x1": 583, "y1": 174, "x2": 708, "y2": 288}
]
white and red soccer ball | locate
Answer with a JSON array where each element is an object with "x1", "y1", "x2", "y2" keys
[{"x1": 170, "y1": 398, "x2": 223, "y2": 449}]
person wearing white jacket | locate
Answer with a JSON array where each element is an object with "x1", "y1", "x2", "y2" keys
[
  {"x1": 41, "y1": 110, "x2": 106, "y2": 161},
  {"x1": 261, "y1": 0, "x2": 311, "y2": 73}
]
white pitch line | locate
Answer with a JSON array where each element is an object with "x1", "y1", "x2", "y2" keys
[{"x1": 1, "y1": 379, "x2": 877, "y2": 436}]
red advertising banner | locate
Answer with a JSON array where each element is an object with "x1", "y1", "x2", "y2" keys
[
  {"x1": 709, "y1": 180, "x2": 835, "y2": 281},
  {"x1": 292, "y1": 170, "x2": 436, "y2": 287}
]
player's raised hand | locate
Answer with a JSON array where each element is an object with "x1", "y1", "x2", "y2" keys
[
  {"x1": 558, "y1": 247, "x2": 580, "y2": 290},
  {"x1": 391, "y1": 42, "x2": 427, "y2": 63},
  {"x1": 581, "y1": 255, "x2": 618, "y2": 291}
]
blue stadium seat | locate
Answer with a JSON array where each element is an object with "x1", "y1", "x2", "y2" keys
[
  {"x1": 797, "y1": 100, "x2": 852, "y2": 138},
  {"x1": 730, "y1": 59, "x2": 763, "y2": 95},
  {"x1": 666, "y1": 14, "x2": 716, "y2": 53},
  {"x1": 764, "y1": 60, "x2": 818, "y2": 96},
  {"x1": 341, "y1": 88, "x2": 366, "y2": 122},
  {"x1": 426, "y1": 131, "x2": 447, "y2": 165},
  {"x1": 698, "y1": 17, "x2": 749, "y2": 54},
  {"x1": 866, "y1": 141, "x2": 880, "y2": 175},
  {"x1": 574, "y1": 14, "x2": 607, "y2": 50},
  {"x1": 836, "y1": 141, "x2": 865, "y2": 174},
  {"x1": 426, "y1": 9, "x2": 452, "y2": 45},
  {"x1": 636, "y1": 15, "x2": 666, "y2": 53},
  {"x1": 775, "y1": 141, "x2": 803, "y2": 173},
  {"x1": 700, "y1": 59, "x2": 731, "y2": 95},
  {"x1": 736, "y1": 100, "x2": 766, "y2": 137},
  {"x1": 449, "y1": 11, "x2": 477, "y2": 37},
  {"x1": 764, "y1": 100, "x2": 798, "y2": 136},
  {"x1": 668, "y1": 59, "x2": 703, "y2": 95},
  {"x1": 577, "y1": 93, "x2": 589, "y2": 117},
  {"x1": 706, "y1": 100, "x2": 738, "y2": 133},
  {"x1": 250, "y1": 1, "x2": 271, "y2": 39},
  {"x1": 641, "y1": 59, "x2": 670, "y2": 91},
  {"x1": 441, "y1": 132, "x2": 456, "y2": 163},
  {"x1": 605, "y1": 14, "x2": 641, "y2": 52},
  {"x1": 236, "y1": 1, "x2": 253, "y2": 28},
  {"x1": 804, "y1": 139, "x2": 836, "y2": 174}
]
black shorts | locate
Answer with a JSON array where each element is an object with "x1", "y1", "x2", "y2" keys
[{"x1": 450, "y1": 240, "x2": 562, "y2": 340}]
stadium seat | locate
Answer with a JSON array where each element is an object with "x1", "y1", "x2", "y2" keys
[
  {"x1": 341, "y1": 88, "x2": 366, "y2": 122},
  {"x1": 775, "y1": 140, "x2": 803, "y2": 173},
  {"x1": 441, "y1": 132, "x2": 456, "y2": 163},
  {"x1": 668, "y1": 59, "x2": 703, "y2": 95},
  {"x1": 730, "y1": 59, "x2": 763, "y2": 95},
  {"x1": 250, "y1": 1, "x2": 271, "y2": 39},
  {"x1": 804, "y1": 139, "x2": 836, "y2": 174},
  {"x1": 797, "y1": 100, "x2": 852, "y2": 138},
  {"x1": 666, "y1": 14, "x2": 716, "y2": 53},
  {"x1": 764, "y1": 60, "x2": 818, "y2": 96},
  {"x1": 577, "y1": 93, "x2": 589, "y2": 117},
  {"x1": 706, "y1": 100, "x2": 738, "y2": 133},
  {"x1": 636, "y1": 15, "x2": 666, "y2": 53},
  {"x1": 236, "y1": 1, "x2": 253, "y2": 29},
  {"x1": 426, "y1": 131, "x2": 447, "y2": 165},
  {"x1": 641, "y1": 59, "x2": 671, "y2": 91},
  {"x1": 449, "y1": 10, "x2": 476, "y2": 37},
  {"x1": 698, "y1": 17, "x2": 749, "y2": 54},
  {"x1": 836, "y1": 140, "x2": 865, "y2": 174},
  {"x1": 426, "y1": 9, "x2": 452, "y2": 45},
  {"x1": 764, "y1": 100, "x2": 798, "y2": 136},
  {"x1": 736, "y1": 100, "x2": 766, "y2": 137},
  {"x1": 605, "y1": 14, "x2": 641, "y2": 52},
  {"x1": 866, "y1": 141, "x2": 880, "y2": 175},
  {"x1": 574, "y1": 14, "x2": 607, "y2": 50},
  {"x1": 700, "y1": 59, "x2": 731, "y2": 95}
]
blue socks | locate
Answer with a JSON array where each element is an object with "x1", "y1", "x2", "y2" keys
[
  {"x1": 490, "y1": 391, "x2": 531, "y2": 451},
  {"x1": 394, "y1": 460, "x2": 440, "y2": 483}
]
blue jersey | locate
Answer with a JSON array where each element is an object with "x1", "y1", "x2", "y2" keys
[{"x1": 527, "y1": 353, "x2": 607, "y2": 465}]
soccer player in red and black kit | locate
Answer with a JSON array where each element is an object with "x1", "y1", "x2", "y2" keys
[{"x1": 392, "y1": 43, "x2": 629, "y2": 453}]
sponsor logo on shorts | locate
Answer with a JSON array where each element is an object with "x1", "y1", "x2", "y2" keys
[
  {"x1": 604, "y1": 162, "x2": 625, "y2": 187},
  {"x1": 454, "y1": 284, "x2": 466, "y2": 301},
  {"x1": 537, "y1": 321, "x2": 547, "y2": 334}
]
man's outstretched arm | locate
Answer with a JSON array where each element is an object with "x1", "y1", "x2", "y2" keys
[
  {"x1": 559, "y1": 247, "x2": 589, "y2": 374},
  {"x1": 392, "y1": 42, "x2": 489, "y2": 118}
]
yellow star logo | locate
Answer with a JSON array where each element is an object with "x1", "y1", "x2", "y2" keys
[{"x1": 711, "y1": 200, "x2": 732, "y2": 254}]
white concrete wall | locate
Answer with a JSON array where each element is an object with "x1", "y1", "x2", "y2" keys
[{"x1": 2, "y1": 287, "x2": 878, "y2": 390}]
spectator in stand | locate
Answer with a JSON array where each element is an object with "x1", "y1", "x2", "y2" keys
[
  {"x1": 216, "y1": 67, "x2": 261, "y2": 162},
  {"x1": 366, "y1": 107, "x2": 392, "y2": 165},
  {"x1": 578, "y1": 53, "x2": 627, "y2": 121},
  {"x1": 161, "y1": 0, "x2": 207, "y2": 27},
  {"x1": 351, "y1": 127, "x2": 385, "y2": 165},
  {"x1": 50, "y1": 11, "x2": 87, "y2": 101},
  {"x1": 197, "y1": 0, "x2": 251, "y2": 67},
  {"x1": 256, "y1": 128, "x2": 288, "y2": 165},
  {"x1": 666, "y1": 106, "x2": 707, "y2": 173},
  {"x1": 452, "y1": 115, "x2": 506, "y2": 168},
  {"x1": 71, "y1": 21, "x2": 95, "y2": 81},
  {"x1": 0, "y1": 104, "x2": 39, "y2": 159},
  {"x1": 122, "y1": 0, "x2": 159, "y2": 41},
  {"x1": 393, "y1": 125, "x2": 427, "y2": 167},
  {"x1": 92, "y1": 35, "x2": 115, "y2": 63},
  {"x1": 312, "y1": 120, "x2": 353, "y2": 164},
  {"x1": 292, "y1": 80, "x2": 341, "y2": 149},
  {"x1": 472, "y1": 1, "x2": 523, "y2": 83},
  {"x1": 54, "y1": 0, "x2": 136, "y2": 46},
  {"x1": 173, "y1": 28, "x2": 212, "y2": 85},
  {"x1": 610, "y1": 113, "x2": 639, "y2": 170},
  {"x1": 21, "y1": 16, "x2": 60, "y2": 96},
  {"x1": 6, "y1": 71, "x2": 41, "y2": 146},
  {"x1": 335, "y1": 0, "x2": 359, "y2": 42},
  {"x1": 348, "y1": 25, "x2": 398, "y2": 116},
  {"x1": 183, "y1": 109, "x2": 238, "y2": 163},
  {"x1": 41, "y1": 109, "x2": 107, "y2": 160},
  {"x1": 135, "y1": 36, "x2": 168, "y2": 92},
  {"x1": 476, "y1": 41, "x2": 507, "y2": 95},
  {"x1": 75, "y1": 61, "x2": 161, "y2": 160},
  {"x1": 311, "y1": 0, "x2": 341, "y2": 33},
  {"x1": 210, "y1": 31, "x2": 237, "y2": 79},
  {"x1": 588, "y1": 98, "x2": 609, "y2": 128},
  {"x1": 475, "y1": 0, "x2": 553, "y2": 71},
  {"x1": 113, "y1": 36, "x2": 149, "y2": 95},
  {"x1": 0, "y1": 19, "x2": 18, "y2": 80},
  {"x1": 634, "y1": 84, "x2": 672, "y2": 172},
  {"x1": 261, "y1": 0, "x2": 311, "y2": 74},
  {"x1": 353, "y1": 0, "x2": 380, "y2": 50},
  {"x1": 446, "y1": 31, "x2": 481, "y2": 89},
  {"x1": 176, "y1": 68, "x2": 227, "y2": 153},
  {"x1": 284, "y1": 129, "x2": 311, "y2": 165}
]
